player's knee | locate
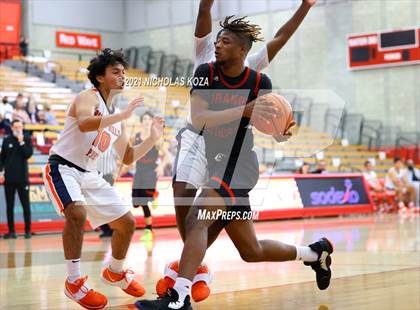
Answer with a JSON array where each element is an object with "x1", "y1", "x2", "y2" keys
[
  {"x1": 184, "y1": 208, "x2": 202, "y2": 233},
  {"x1": 239, "y1": 246, "x2": 263, "y2": 262},
  {"x1": 112, "y1": 212, "x2": 136, "y2": 234},
  {"x1": 125, "y1": 214, "x2": 136, "y2": 234},
  {"x1": 64, "y1": 204, "x2": 86, "y2": 227}
]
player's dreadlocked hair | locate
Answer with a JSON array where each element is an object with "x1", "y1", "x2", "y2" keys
[
  {"x1": 87, "y1": 48, "x2": 128, "y2": 87},
  {"x1": 218, "y1": 15, "x2": 264, "y2": 50}
]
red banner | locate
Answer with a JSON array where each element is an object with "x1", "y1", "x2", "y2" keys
[{"x1": 56, "y1": 31, "x2": 101, "y2": 50}]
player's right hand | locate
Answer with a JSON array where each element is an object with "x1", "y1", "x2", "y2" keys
[
  {"x1": 247, "y1": 97, "x2": 281, "y2": 124},
  {"x1": 121, "y1": 97, "x2": 144, "y2": 120}
]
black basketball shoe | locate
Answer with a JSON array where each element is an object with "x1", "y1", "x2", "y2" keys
[
  {"x1": 135, "y1": 288, "x2": 192, "y2": 310},
  {"x1": 304, "y1": 237, "x2": 334, "y2": 290}
]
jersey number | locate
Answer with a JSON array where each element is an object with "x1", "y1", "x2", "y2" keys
[{"x1": 93, "y1": 131, "x2": 111, "y2": 152}]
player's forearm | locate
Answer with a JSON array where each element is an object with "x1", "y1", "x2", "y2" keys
[
  {"x1": 122, "y1": 137, "x2": 155, "y2": 165},
  {"x1": 195, "y1": 0, "x2": 214, "y2": 37},
  {"x1": 192, "y1": 104, "x2": 251, "y2": 129},
  {"x1": 267, "y1": 2, "x2": 312, "y2": 61},
  {"x1": 78, "y1": 113, "x2": 126, "y2": 132}
]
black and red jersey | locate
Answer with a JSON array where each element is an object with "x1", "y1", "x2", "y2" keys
[{"x1": 191, "y1": 62, "x2": 272, "y2": 161}]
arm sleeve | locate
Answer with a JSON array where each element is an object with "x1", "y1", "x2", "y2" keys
[
  {"x1": 246, "y1": 45, "x2": 269, "y2": 72},
  {"x1": 194, "y1": 33, "x2": 214, "y2": 71}
]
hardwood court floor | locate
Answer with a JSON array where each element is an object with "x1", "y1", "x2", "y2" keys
[{"x1": 1, "y1": 213, "x2": 419, "y2": 310}]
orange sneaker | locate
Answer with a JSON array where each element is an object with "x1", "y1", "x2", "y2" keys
[
  {"x1": 64, "y1": 276, "x2": 107, "y2": 310},
  {"x1": 192, "y1": 264, "x2": 212, "y2": 302},
  {"x1": 156, "y1": 261, "x2": 178, "y2": 297},
  {"x1": 101, "y1": 267, "x2": 145, "y2": 297}
]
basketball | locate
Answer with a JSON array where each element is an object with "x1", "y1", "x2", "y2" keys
[{"x1": 251, "y1": 93, "x2": 294, "y2": 136}]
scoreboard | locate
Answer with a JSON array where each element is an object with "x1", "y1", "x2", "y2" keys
[{"x1": 347, "y1": 26, "x2": 420, "y2": 70}]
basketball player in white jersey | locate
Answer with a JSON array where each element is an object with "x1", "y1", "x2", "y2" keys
[
  {"x1": 159, "y1": 0, "x2": 317, "y2": 302},
  {"x1": 42, "y1": 48, "x2": 164, "y2": 310}
]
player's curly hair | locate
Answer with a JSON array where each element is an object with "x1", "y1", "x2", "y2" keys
[
  {"x1": 218, "y1": 15, "x2": 264, "y2": 50},
  {"x1": 87, "y1": 48, "x2": 128, "y2": 87}
]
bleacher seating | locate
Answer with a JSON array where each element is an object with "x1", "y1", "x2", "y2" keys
[{"x1": 0, "y1": 60, "x2": 415, "y2": 180}]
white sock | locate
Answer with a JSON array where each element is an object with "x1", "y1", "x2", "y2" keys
[
  {"x1": 295, "y1": 246, "x2": 318, "y2": 262},
  {"x1": 109, "y1": 256, "x2": 125, "y2": 273},
  {"x1": 173, "y1": 277, "x2": 192, "y2": 302},
  {"x1": 66, "y1": 258, "x2": 81, "y2": 282}
]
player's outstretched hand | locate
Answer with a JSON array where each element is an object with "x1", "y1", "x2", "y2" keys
[
  {"x1": 150, "y1": 117, "x2": 165, "y2": 142},
  {"x1": 121, "y1": 97, "x2": 144, "y2": 120},
  {"x1": 303, "y1": 0, "x2": 317, "y2": 7}
]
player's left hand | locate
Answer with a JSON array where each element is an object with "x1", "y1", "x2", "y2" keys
[
  {"x1": 150, "y1": 117, "x2": 165, "y2": 142},
  {"x1": 273, "y1": 132, "x2": 292, "y2": 143},
  {"x1": 273, "y1": 121, "x2": 296, "y2": 143},
  {"x1": 303, "y1": 0, "x2": 317, "y2": 7}
]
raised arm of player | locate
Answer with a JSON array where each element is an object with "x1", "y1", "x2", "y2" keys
[
  {"x1": 266, "y1": 0, "x2": 316, "y2": 62},
  {"x1": 72, "y1": 90, "x2": 143, "y2": 133},
  {"x1": 195, "y1": 0, "x2": 215, "y2": 38},
  {"x1": 113, "y1": 117, "x2": 165, "y2": 165}
]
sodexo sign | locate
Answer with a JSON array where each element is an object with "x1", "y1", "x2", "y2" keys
[{"x1": 309, "y1": 179, "x2": 360, "y2": 206}]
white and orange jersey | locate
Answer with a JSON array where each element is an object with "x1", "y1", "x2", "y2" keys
[{"x1": 50, "y1": 88, "x2": 122, "y2": 171}]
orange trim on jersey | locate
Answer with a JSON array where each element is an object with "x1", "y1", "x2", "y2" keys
[
  {"x1": 210, "y1": 176, "x2": 236, "y2": 205},
  {"x1": 218, "y1": 66, "x2": 251, "y2": 89},
  {"x1": 45, "y1": 164, "x2": 65, "y2": 212}
]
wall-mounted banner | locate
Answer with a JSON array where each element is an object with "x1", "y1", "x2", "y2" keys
[
  {"x1": 295, "y1": 175, "x2": 371, "y2": 208},
  {"x1": 56, "y1": 31, "x2": 101, "y2": 50}
]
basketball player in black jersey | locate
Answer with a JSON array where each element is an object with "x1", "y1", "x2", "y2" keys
[
  {"x1": 131, "y1": 112, "x2": 159, "y2": 241},
  {"x1": 132, "y1": 112, "x2": 163, "y2": 242},
  {"x1": 136, "y1": 17, "x2": 333, "y2": 310}
]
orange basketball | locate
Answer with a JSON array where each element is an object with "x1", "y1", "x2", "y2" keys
[{"x1": 251, "y1": 93, "x2": 294, "y2": 136}]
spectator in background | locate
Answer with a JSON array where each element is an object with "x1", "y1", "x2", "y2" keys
[
  {"x1": 298, "y1": 162, "x2": 311, "y2": 174},
  {"x1": 37, "y1": 110, "x2": 47, "y2": 124},
  {"x1": 44, "y1": 105, "x2": 58, "y2": 125},
  {"x1": 26, "y1": 98, "x2": 39, "y2": 124},
  {"x1": 406, "y1": 159, "x2": 420, "y2": 208},
  {"x1": 363, "y1": 160, "x2": 384, "y2": 192},
  {"x1": 312, "y1": 160, "x2": 328, "y2": 174},
  {"x1": 0, "y1": 120, "x2": 33, "y2": 239},
  {"x1": 12, "y1": 98, "x2": 31, "y2": 124},
  {"x1": 0, "y1": 96, "x2": 13, "y2": 135},
  {"x1": 19, "y1": 36, "x2": 29, "y2": 57},
  {"x1": 406, "y1": 159, "x2": 420, "y2": 182},
  {"x1": 11, "y1": 93, "x2": 24, "y2": 109},
  {"x1": 385, "y1": 157, "x2": 417, "y2": 211},
  {"x1": 1, "y1": 96, "x2": 14, "y2": 122}
]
